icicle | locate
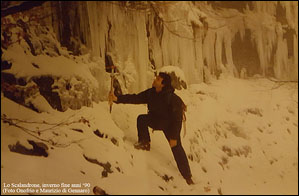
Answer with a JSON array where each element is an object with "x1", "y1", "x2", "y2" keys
[{"x1": 53, "y1": 1, "x2": 298, "y2": 87}]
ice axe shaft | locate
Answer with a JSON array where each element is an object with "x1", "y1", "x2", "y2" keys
[
  {"x1": 109, "y1": 66, "x2": 115, "y2": 113},
  {"x1": 105, "y1": 54, "x2": 117, "y2": 113}
]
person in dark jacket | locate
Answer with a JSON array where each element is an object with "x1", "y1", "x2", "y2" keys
[{"x1": 109, "y1": 72, "x2": 194, "y2": 185}]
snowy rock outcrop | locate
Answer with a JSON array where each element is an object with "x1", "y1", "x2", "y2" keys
[
  {"x1": 8, "y1": 140, "x2": 48, "y2": 157},
  {"x1": 1, "y1": 15, "x2": 103, "y2": 112}
]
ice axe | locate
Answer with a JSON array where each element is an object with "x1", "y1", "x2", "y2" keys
[
  {"x1": 105, "y1": 54, "x2": 123, "y2": 113},
  {"x1": 105, "y1": 54, "x2": 115, "y2": 113}
]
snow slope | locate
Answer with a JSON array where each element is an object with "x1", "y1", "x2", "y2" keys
[{"x1": 1, "y1": 76, "x2": 298, "y2": 195}]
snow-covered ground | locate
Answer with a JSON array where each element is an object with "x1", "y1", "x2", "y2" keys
[{"x1": 1, "y1": 75, "x2": 298, "y2": 195}]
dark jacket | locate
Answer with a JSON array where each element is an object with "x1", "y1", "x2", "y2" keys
[{"x1": 116, "y1": 87, "x2": 184, "y2": 140}]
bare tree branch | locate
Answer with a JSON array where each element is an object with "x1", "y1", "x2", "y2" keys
[{"x1": 1, "y1": 114, "x2": 89, "y2": 148}]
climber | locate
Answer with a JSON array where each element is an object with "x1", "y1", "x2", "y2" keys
[{"x1": 109, "y1": 72, "x2": 194, "y2": 185}]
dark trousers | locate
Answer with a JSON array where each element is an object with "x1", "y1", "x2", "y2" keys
[{"x1": 137, "y1": 114, "x2": 192, "y2": 179}]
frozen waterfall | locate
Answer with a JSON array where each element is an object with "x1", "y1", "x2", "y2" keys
[{"x1": 16, "y1": 1, "x2": 299, "y2": 92}]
